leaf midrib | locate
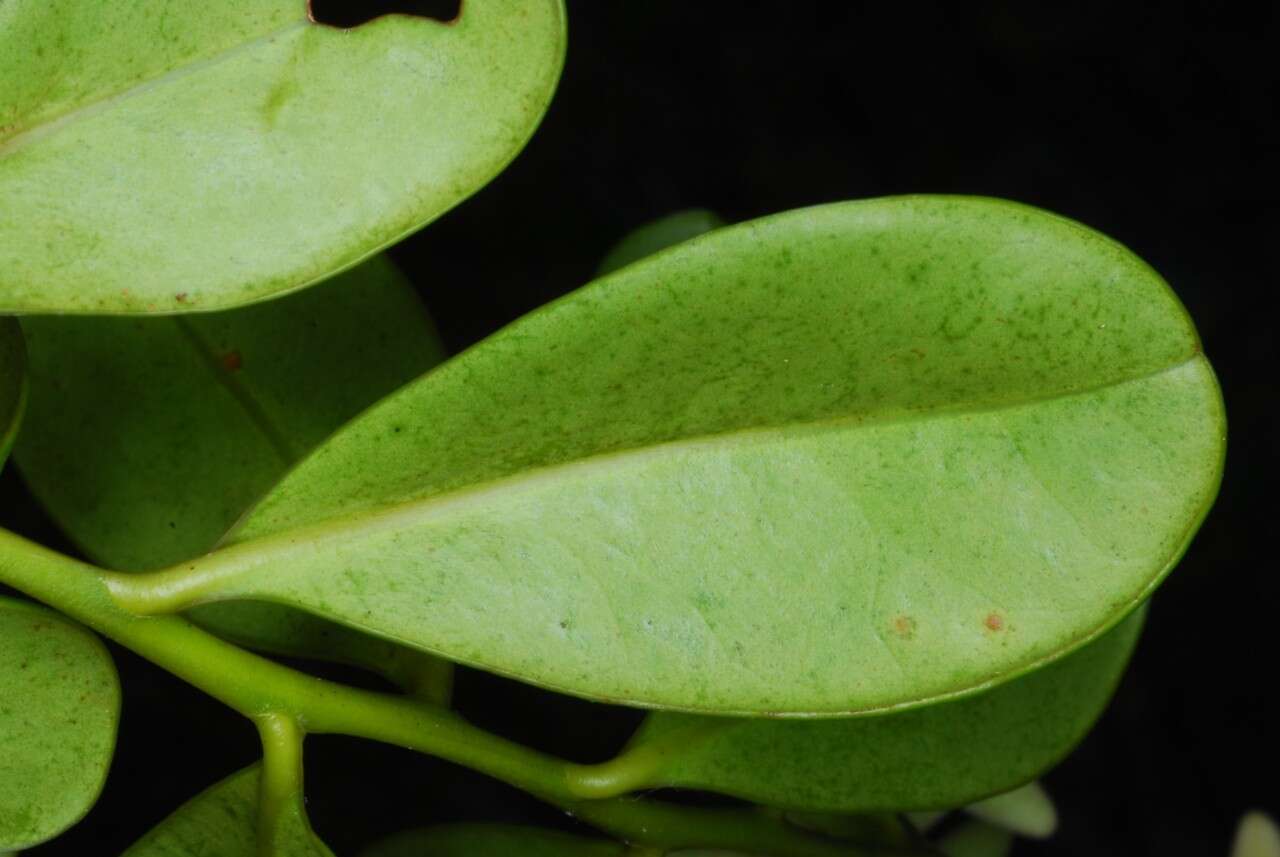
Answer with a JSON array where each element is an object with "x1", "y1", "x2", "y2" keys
[
  {"x1": 209, "y1": 350, "x2": 1207, "y2": 573},
  {"x1": 172, "y1": 317, "x2": 300, "y2": 465},
  {"x1": 0, "y1": 18, "x2": 308, "y2": 158}
]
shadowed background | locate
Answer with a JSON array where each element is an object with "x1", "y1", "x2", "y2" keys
[{"x1": 4, "y1": 2, "x2": 1275, "y2": 854}]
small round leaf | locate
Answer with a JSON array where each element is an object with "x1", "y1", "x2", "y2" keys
[{"x1": 0, "y1": 597, "x2": 120, "y2": 850}]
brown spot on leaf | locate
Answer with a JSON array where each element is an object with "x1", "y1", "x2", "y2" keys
[
  {"x1": 222, "y1": 350, "x2": 243, "y2": 372},
  {"x1": 984, "y1": 612, "x2": 1004, "y2": 631},
  {"x1": 892, "y1": 615, "x2": 916, "y2": 638},
  {"x1": 174, "y1": 293, "x2": 188, "y2": 303}
]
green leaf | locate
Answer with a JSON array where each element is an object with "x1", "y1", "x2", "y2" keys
[
  {"x1": 965, "y1": 781, "x2": 1055, "y2": 838},
  {"x1": 0, "y1": 0, "x2": 565, "y2": 314},
  {"x1": 783, "y1": 812, "x2": 914, "y2": 849},
  {"x1": 15, "y1": 256, "x2": 447, "y2": 683},
  {"x1": 616, "y1": 610, "x2": 1141, "y2": 812},
  {"x1": 597, "y1": 209, "x2": 726, "y2": 276},
  {"x1": 937, "y1": 821, "x2": 1014, "y2": 857},
  {"x1": 1234, "y1": 813, "x2": 1280, "y2": 857},
  {"x1": 359, "y1": 824, "x2": 627, "y2": 857},
  {"x1": 165, "y1": 196, "x2": 1222, "y2": 714},
  {"x1": 17, "y1": 255, "x2": 442, "y2": 571},
  {"x1": 0, "y1": 318, "x2": 23, "y2": 468},
  {"x1": 0, "y1": 596, "x2": 120, "y2": 850},
  {"x1": 120, "y1": 765, "x2": 333, "y2": 857},
  {"x1": 120, "y1": 767, "x2": 255, "y2": 857}
]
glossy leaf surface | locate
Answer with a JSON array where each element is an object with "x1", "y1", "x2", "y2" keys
[
  {"x1": 0, "y1": 318, "x2": 22, "y2": 467},
  {"x1": 177, "y1": 196, "x2": 1222, "y2": 714},
  {"x1": 0, "y1": 596, "x2": 120, "y2": 850},
  {"x1": 620, "y1": 610, "x2": 1141, "y2": 811},
  {"x1": 0, "y1": 0, "x2": 565, "y2": 313},
  {"x1": 16, "y1": 257, "x2": 446, "y2": 679},
  {"x1": 360, "y1": 824, "x2": 626, "y2": 857},
  {"x1": 596, "y1": 209, "x2": 726, "y2": 276},
  {"x1": 120, "y1": 765, "x2": 332, "y2": 857}
]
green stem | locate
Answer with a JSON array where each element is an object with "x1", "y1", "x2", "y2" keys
[
  {"x1": 255, "y1": 713, "x2": 306, "y2": 857},
  {"x1": 0, "y1": 527, "x2": 573, "y2": 797},
  {"x1": 0, "y1": 528, "x2": 927, "y2": 857},
  {"x1": 565, "y1": 718, "x2": 729, "y2": 798},
  {"x1": 388, "y1": 649, "x2": 455, "y2": 707}
]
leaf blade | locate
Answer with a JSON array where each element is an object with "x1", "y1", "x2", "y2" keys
[
  {"x1": 15, "y1": 256, "x2": 447, "y2": 681},
  {"x1": 0, "y1": 318, "x2": 23, "y2": 468},
  {"x1": 0, "y1": 0, "x2": 566, "y2": 313},
  {"x1": 173, "y1": 196, "x2": 1222, "y2": 714},
  {"x1": 119, "y1": 765, "x2": 332, "y2": 857},
  {"x1": 0, "y1": 596, "x2": 120, "y2": 850},
  {"x1": 620, "y1": 610, "x2": 1141, "y2": 812}
]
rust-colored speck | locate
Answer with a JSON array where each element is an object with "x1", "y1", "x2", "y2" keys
[
  {"x1": 222, "y1": 350, "x2": 243, "y2": 372},
  {"x1": 174, "y1": 292, "x2": 188, "y2": 303},
  {"x1": 892, "y1": 615, "x2": 916, "y2": 638},
  {"x1": 984, "y1": 612, "x2": 1004, "y2": 631}
]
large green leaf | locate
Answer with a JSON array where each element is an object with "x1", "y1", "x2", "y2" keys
[
  {"x1": 0, "y1": 0, "x2": 565, "y2": 314},
  {"x1": 16, "y1": 256, "x2": 448, "y2": 683},
  {"x1": 0, "y1": 596, "x2": 120, "y2": 850},
  {"x1": 0, "y1": 318, "x2": 23, "y2": 467},
  {"x1": 120, "y1": 765, "x2": 332, "y2": 857},
  {"x1": 616, "y1": 609, "x2": 1141, "y2": 812},
  {"x1": 154, "y1": 196, "x2": 1223, "y2": 714},
  {"x1": 359, "y1": 824, "x2": 626, "y2": 857}
]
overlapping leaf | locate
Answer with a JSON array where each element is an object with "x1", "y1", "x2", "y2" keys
[
  {"x1": 596, "y1": 209, "x2": 726, "y2": 276},
  {"x1": 0, "y1": 318, "x2": 23, "y2": 466},
  {"x1": 160, "y1": 196, "x2": 1222, "y2": 714},
  {"x1": 0, "y1": 0, "x2": 565, "y2": 313},
  {"x1": 618, "y1": 609, "x2": 1141, "y2": 811},
  {"x1": 937, "y1": 822, "x2": 1014, "y2": 857},
  {"x1": 359, "y1": 824, "x2": 627, "y2": 857},
  {"x1": 120, "y1": 765, "x2": 332, "y2": 857},
  {"x1": 16, "y1": 257, "x2": 448, "y2": 683},
  {"x1": 0, "y1": 596, "x2": 120, "y2": 850}
]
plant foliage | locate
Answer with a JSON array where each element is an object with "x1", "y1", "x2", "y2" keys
[{"x1": 0, "y1": 3, "x2": 1225, "y2": 855}]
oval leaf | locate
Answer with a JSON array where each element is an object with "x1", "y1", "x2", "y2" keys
[
  {"x1": 0, "y1": 596, "x2": 120, "y2": 850},
  {"x1": 0, "y1": 317, "x2": 23, "y2": 467},
  {"x1": 615, "y1": 609, "x2": 1140, "y2": 812},
  {"x1": 16, "y1": 256, "x2": 447, "y2": 683},
  {"x1": 596, "y1": 209, "x2": 726, "y2": 277},
  {"x1": 120, "y1": 765, "x2": 333, "y2": 857},
  {"x1": 0, "y1": 0, "x2": 565, "y2": 313},
  {"x1": 360, "y1": 824, "x2": 626, "y2": 857},
  {"x1": 166, "y1": 196, "x2": 1222, "y2": 714}
]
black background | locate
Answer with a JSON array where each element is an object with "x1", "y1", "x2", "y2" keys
[{"x1": 7, "y1": 2, "x2": 1277, "y2": 855}]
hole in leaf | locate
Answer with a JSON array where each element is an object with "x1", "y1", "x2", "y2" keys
[{"x1": 308, "y1": 0, "x2": 461, "y2": 28}]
